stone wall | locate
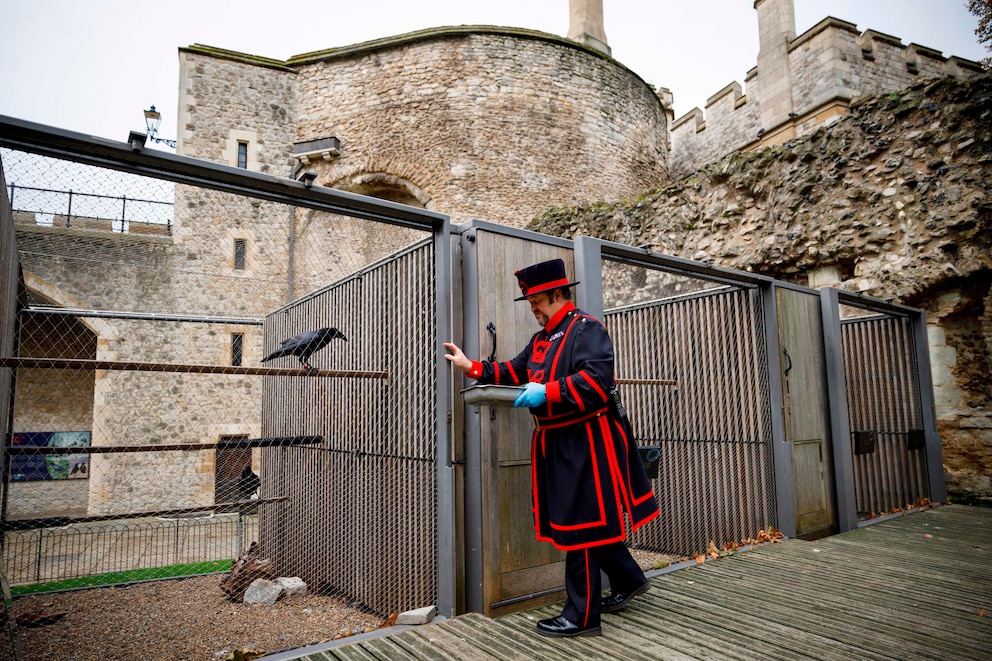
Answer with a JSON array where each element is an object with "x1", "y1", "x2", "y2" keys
[
  {"x1": 670, "y1": 15, "x2": 985, "y2": 180},
  {"x1": 533, "y1": 74, "x2": 992, "y2": 503},
  {"x1": 182, "y1": 26, "x2": 669, "y2": 229},
  {"x1": 13, "y1": 213, "x2": 266, "y2": 515}
]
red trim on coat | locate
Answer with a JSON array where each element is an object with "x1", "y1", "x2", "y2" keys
[
  {"x1": 468, "y1": 361, "x2": 483, "y2": 379},
  {"x1": 583, "y1": 549, "x2": 592, "y2": 627},
  {"x1": 600, "y1": 415, "x2": 633, "y2": 520},
  {"x1": 631, "y1": 508, "x2": 661, "y2": 532},
  {"x1": 548, "y1": 313, "x2": 581, "y2": 393},
  {"x1": 549, "y1": 422, "x2": 606, "y2": 531},
  {"x1": 545, "y1": 379, "x2": 562, "y2": 403},
  {"x1": 533, "y1": 408, "x2": 607, "y2": 430},
  {"x1": 505, "y1": 361, "x2": 521, "y2": 385},
  {"x1": 578, "y1": 369, "x2": 608, "y2": 403},
  {"x1": 566, "y1": 375, "x2": 586, "y2": 412},
  {"x1": 613, "y1": 416, "x2": 656, "y2": 506},
  {"x1": 545, "y1": 302, "x2": 575, "y2": 331},
  {"x1": 537, "y1": 530, "x2": 629, "y2": 551}
]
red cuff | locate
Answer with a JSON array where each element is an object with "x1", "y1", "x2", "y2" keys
[
  {"x1": 545, "y1": 379, "x2": 562, "y2": 403},
  {"x1": 468, "y1": 361, "x2": 483, "y2": 379}
]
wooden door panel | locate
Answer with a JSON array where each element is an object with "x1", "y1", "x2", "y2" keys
[
  {"x1": 776, "y1": 288, "x2": 837, "y2": 537},
  {"x1": 475, "y1": 232, "x2": 572, "y2": 613}
]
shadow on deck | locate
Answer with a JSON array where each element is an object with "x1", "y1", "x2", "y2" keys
[{"x1": 269, "y1": 505, "x2": 992, "y2": 660}]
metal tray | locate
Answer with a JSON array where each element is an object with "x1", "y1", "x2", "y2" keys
[{"x1": 460, "y1": 385, "x2": 524, "y2": 407}]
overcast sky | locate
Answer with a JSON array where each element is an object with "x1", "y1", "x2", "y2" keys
[{"x1": 0, "y1": 1, "x2": 985, "y2": 149}]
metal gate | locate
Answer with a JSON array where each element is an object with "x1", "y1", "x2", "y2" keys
[
  {"x1": 260, "y1": 240, "x2": 439, "y2": 615},
  {"x1": 841, "y1": 312, "x2": 930, "y2": 515},
  {"x1": 601, "y1": 260, "x2": 777, "y2": 556}
]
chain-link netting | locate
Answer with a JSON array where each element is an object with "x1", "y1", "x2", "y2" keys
[
  {"x1": 1, "y1": 145, "x2": 437, "y2": 646},
  {"x1": 840, "y1": 306, "x2": 929, "y2": 517},
  {"x1": 602, "y1": 259, "x2": 777, "y2": 557}
]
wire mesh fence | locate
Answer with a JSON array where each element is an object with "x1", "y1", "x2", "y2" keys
[
  {"x1": 602, "y1": 258, "x2": 777, "y2": 557},
  {"x1": 1, "y1": 144, "x2": 436, "y2": 635},
  {"x1": 840, "y1": 308, "x2": 929, "y2": 516}
]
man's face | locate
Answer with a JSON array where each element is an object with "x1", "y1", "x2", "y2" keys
[{"x1": 527, "y1": 291, "x2": 559, "y2": 327}]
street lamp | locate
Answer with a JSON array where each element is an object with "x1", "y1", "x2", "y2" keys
[{"x1": 143, "y1": 105, "x2": 177, "y2": 148}]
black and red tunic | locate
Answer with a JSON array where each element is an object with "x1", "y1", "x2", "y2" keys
[{"x1": 468, "y1": 302, "x2": 659, "y2": 550}]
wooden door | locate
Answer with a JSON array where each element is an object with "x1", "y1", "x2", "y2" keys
[
  {"x1": 215, "y1": 439, "x2": 252, "y2": 512},
  {"x1": 474, "y1": 232, "x2": 570, "y2": 615},
  {"x1": 776, "y1": 288, "x2": 837, "y2": 537}
]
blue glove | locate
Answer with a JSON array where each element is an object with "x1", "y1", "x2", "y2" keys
[{"x1": 514, "y1": 382, "x2": 547, "y2": 408}]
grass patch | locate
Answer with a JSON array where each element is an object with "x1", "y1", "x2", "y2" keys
[{"x1": 11, "y1": 559, "x2": 232, "y2": 597}]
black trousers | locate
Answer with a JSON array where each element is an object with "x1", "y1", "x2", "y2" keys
[{"x1": 561, "y1": 541, "x2": 646, "y2": 628}]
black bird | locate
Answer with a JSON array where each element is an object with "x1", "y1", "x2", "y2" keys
[
  {"x1": 238, "y1": 465, "x2": 261, "y2": 500},
  {"x1": 261, "y1": 327, "x2": 347, "y2": 369}
]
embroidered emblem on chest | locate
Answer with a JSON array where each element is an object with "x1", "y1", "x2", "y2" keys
[{"x1": 532, "y1": 338, "x2": 552, "y2": 363}]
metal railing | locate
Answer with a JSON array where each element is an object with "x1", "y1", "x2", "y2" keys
[{"x1": 7, "y1": 183, "x2": 173, "y2": 234}]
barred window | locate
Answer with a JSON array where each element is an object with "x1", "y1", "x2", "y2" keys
[
  {"x1": 231, "y1": 333, "x2": 244, "y2": 367},
  {"x1": 237, "y1": 141, "x2": 248, "y2": 169},
  {"x1": 234, "y1": 239, "x2": 246, "y2": 270}
]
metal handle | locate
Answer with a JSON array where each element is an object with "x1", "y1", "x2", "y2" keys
[
  {"x1": 486, "y1": 322, "x2": 497, "y2": 362},
  {"x1": 783, "y1": 348, "x2": 792, "y2": 376}
]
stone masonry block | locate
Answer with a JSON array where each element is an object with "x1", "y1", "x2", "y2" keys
[
  {"x1": 275, "y1": 576, "x2": 308, "y2": 597},
  {"x1": 244, "y1": 578, "x2": 284, "y2": 606},
  {"x1": 395, "y1": 605, "x2": 438, "y2": 625}
]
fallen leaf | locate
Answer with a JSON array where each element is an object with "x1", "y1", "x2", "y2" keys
[
  {"x1": 923, "y1": 533, "x2": 933, "y2": 538},
  {"x1": 693, "y1": 552, "x2": 705, "y2": 564},
  {"x1": 979, "y1": 609, "x2": 985, "y2": 617},
  {"x1": 380, "y1": 612, "x2": 398, "y2": 628}
]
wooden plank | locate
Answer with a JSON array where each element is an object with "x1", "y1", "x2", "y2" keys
[
  {"x1": 379, "y1": 629, "x2": 461, "y2": 660},
  {"x1": 631, "y1": 585, "x2": 855, "y2": 661},
  {"x1": 677, "y1": 561, "x2": 977, "y2": 659},
  {"x1": 357, "y1": 637, "x2": 423, "y2": 661},
  {"x1": 402, "y1": 624, "x2": 504, "y2": 660},
  {"x1": 291, "y1": 507, "x2": 992, "y2": 661},
  {"x1": 434, "y1": 613, "x2": 572, "y2": 660}
]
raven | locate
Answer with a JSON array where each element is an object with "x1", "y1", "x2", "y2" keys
[{"x1": 261, "y1": 327, "x2": 347, "y2": 369}]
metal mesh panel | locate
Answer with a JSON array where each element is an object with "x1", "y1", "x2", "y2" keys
[
  {"x1": 1, "y1": 145, "x2": 435, "y2": 629},
  {"x1": 841, "y1": 311, "x2": 928, "y2": 515},
  {"x1": 603, "y1": 260, "x2": 776, "y2": 557},
  {"x1": 261, "y1": 241, "x2": 437, "y2": 615}
]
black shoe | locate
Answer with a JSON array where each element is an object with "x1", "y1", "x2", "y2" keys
[
  {"x1": 535, "y1": 615, "x2": 602, "y2": 638},
  {"x1": 601, "y1": 579, "x2": 651, "y2": 613}
]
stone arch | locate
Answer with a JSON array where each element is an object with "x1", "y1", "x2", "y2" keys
[
  {"x1": 330, "y1": 172, "x2": 432, "y2": 210},
  {"x1": 21, "y1": 273, "x2": 119, "y2": 343}
]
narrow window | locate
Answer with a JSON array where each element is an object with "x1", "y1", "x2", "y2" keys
[
  {"x1": 234, "y1": 239, "x2": 246, "y2": 270},
  {"x1": 231, "y1": 333, "x2": 244, "y2": 367},
  {"x1": 237, "y1": 141, "x2": 248, "y2": 169}
]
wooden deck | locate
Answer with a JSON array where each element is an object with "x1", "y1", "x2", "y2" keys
[{"x1": 273, "y1": 505, "x2": 992, "y2": 660}]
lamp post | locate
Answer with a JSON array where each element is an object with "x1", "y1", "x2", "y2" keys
[{"x1": 142, "y1": 105, "x2": 177, "y2": 148}]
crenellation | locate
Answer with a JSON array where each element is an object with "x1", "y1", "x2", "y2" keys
[{"x1": 670, "y1": 5, "x2": 984, "y2": 179}]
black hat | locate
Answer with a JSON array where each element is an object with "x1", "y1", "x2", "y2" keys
[{"x1": 514, "y1": 258, "x2": 580, "y2": 301}]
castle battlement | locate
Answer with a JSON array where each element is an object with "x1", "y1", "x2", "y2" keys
[{"x1": 668, "y1": 5, "x2": 985, "y2": 179}]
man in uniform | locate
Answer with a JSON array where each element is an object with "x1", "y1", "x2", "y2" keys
[{"x1": 444, "y1": 258, "x2": 659, "y2": 637}]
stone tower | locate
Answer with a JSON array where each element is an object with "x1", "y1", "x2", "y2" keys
[
  {"x1": 568, "y1": 0, "x2": 611, "y2": 55},
  {"x1": 754, "y1": 0, "x2": 797, "y2": 133}
]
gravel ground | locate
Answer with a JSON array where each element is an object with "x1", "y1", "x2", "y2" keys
[
  {"x1": 7, "y1": 550, "x2": 677, "y2": 661},
  {"x1": 10, "y1": 575, "x2": 387, "y2": 661}
]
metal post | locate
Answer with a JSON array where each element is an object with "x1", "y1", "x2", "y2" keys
[
  {"x1": 459, "y1": 227, "x2": 483, "y2": 615},
  {"x1": 910, "y1": 309, "x2": 947, "y2": 503},
  {"x1": 66, "y1": 189, "x2": 73, "y2": 227},
  {"x1": 573, "y1": 236, "x2": 604, "y2": 319},
  {"x1": 762, "y1": 282, "x2": 796, "y2": 538},
  {"x1": 434, "y1": 216, "x2": 456, "y2": 618},
  {"x1": 120, "y1": 194, "x2": 127, "y2": 233},
  {"x1": 820, "y1": 288, "x2": 858, "y2": 532}
]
